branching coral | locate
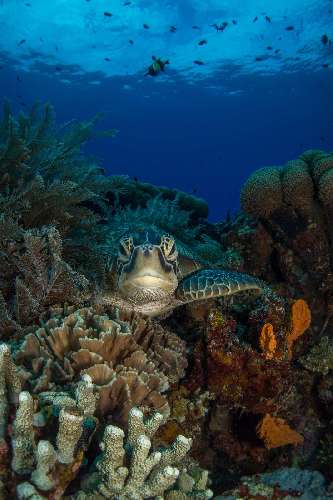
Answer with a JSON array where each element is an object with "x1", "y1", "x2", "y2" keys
[
  {"x1": 75, "y1": 407, "x2": 212, "y2": 499},
  {"x1": 0, "y1": 344, "x2": 98, "y2": 499},
  {"x1": 16, "y1": 306, "x2": 187, "y2": 425}
]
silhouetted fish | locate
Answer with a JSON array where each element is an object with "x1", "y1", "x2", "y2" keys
[
  {"x1": 321, "y1": 34, "x2": 329, "y2": 45},
  {"x1": 274, "y1": 49, "x2": 280, "y2": 53},
  {"x1": 210, "y1": 22, "x2": 228, "y2": 32},
  {"x1": 198, "y1": 39, "x2": 207, "y2": 45},
  {"x1": 169, "y1": 25, "x2": 177, "y2": 33},
  {"x1": 124, "y1": 1, "x2": 131, "y2": 5},
  {"x1": 255, "y1": 56, "x2": 264, "y2": 61},
  {"x1": 104, "y1": 12, "x2": 112, "y2": 17},
  {"x1": 104, "y1": 57, "x2": 111, "y2": 61},
  {"x1": 192, "y1": 26, "x2": 200, "y2": 29},
  {"x1": 193, "y1": 60, "x2": 205, "y2": 65},
  {"x1": 285, "y1": 26, "x2": 294, "y2": 31},
  {"x1": 266, "y1": 46, "x2": 273, "y2": 50},
  {"x1": 322, "y1": 63, "x2": 329, "y2": 68},
  {"x1": 265, "y1": 15, "x2": 271, "y2": 23},
  {"x1": 17, "y1": 75, "x2": 22, "y2": 81},
  {"x1": 253, "y1": 16, "x2": 258, "y2": 23},
  {"x1": 25, "y1": 3, "x2": 31, "y2": 6},
  {"x1": 232, "y1": 20, "x2": 237, "y2": 24},
  {"x1": 143, "y1": 24, "x2": 150, "y2": 29},
  {"x1": 18, "y1": 39, "x2": 26, "y2": 45},
  {"x1": 129, "y1": 39, "x2": 134, "y2": 45}
]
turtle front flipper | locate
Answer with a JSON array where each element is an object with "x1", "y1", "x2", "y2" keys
[{"x1": 176, "y1": 269, "x2": 263, "y2": 303}]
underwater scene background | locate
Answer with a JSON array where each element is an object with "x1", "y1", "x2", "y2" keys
[{"x1": 1, "y1": 0, "x2": 333, "y2": 499}]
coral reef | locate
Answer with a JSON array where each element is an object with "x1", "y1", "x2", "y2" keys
[
  {"x1": 1, "y1": 104, "x2": 333, "y2": 498},
  {"x1": 217, "y1": 467, "x2": 332, "y2": 499},
  {"x1": 16, "y1": 306, "x2": 187, "y2": 426},
  {"x1": 75, "y1": 407, "x2": 212, "y2": 499},
  {"x1": 0, "y1": 344, "x2": 97, "y2": 499}
]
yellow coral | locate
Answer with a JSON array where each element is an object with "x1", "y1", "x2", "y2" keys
[
  {"x1": 256, "y1": 414, "x2": 304, "y2": 449},
  {"x1": 287, "y1": 299, "x2": 311, "y2": 360},
  {"x1": 259, "y1": 323, "x2": 277, "y2": 360}
]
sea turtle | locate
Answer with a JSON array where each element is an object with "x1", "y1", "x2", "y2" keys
[{"x1": 101, "y1": 230, "x2": 263, "y2": 317}]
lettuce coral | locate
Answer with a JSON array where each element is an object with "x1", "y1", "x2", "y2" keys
[{"x1": 16, "y1": 306, "x2": 187, "y2": 425}]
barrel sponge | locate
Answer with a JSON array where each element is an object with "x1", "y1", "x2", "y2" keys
[
  {"x1": 318, "y1": 168, "x2": 333, "y2": 208},
  {"x1": 312, "y1": 154, "x2": 333, "y2": 184},
  {"x1": 281, "y1": 159, "x2": 314, "y2": 214},
  {"x1": 240, "y1": 166, "x2": 283, "y2": 218}
]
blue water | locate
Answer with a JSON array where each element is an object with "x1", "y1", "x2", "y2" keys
[{"x1": 1, "y1": 0, "x2": 333, "y2": 220}]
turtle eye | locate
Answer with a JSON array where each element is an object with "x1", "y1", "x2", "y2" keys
[
  {"x1": 118, "y1": 236, "x2": 134, "y2": 260},
  {"x1": 160, "y1": 235, "x2": 178, "y2": 261}
]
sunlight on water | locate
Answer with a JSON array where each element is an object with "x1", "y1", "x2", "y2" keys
[{"x1": 0, "y1": 0, "x2": 332, "y2": 82}]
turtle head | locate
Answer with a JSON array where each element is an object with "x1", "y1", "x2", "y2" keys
[{"x1": 116, "y1": 231, "x2": 179, "y2": 302}]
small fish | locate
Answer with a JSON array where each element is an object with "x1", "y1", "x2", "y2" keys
[
  {"x1": 320, "y1": 136, "x2": 326, "y2": 142},
  {"x1": 17, "y1": 75, "x2": 22, "y2": 81},
  {"x1": 211, "y1": 22, "x2": 228, "y2": 32},
  {"x1": 322, "y1": 63, "x2": 329, "y2": 68},
  {"x1": 266, "y1": 46, "x2": 273, "y2": 50},
  {"x1": 193, "y1": 60, "x2": 205, "y2": 65},
  {"x1": 20, "y1": 102, "x2": 26, "y2": 107},
  {"x1": 25, "y1": 2, "x2": 31, "y2": 6},
  {"x1": 265, "y1": 15, "x2": 271, "y2": 23},
  {"x1": 253, "y1": 16, "x2": 258, "y2": 23},
  {"x1": 124, "y1": 1, "x2": 131, "y2": 5},
  {"x1": 104, "y1": 57, "x2": 111, "y2": 61},
  {"x1": 198, "y1": 39, "x2": 207, "y2": 45},
  {"x1": 55, "y1": 45, "x2": 59, "y2": 51},
  {"x1": 169, "y1": 25, "x2": 177, "y2": 33},
  {"x1": 255, "y1": 56, "x2": 263, "y2": 61},
  {"x1": 192, "y1": 188, "x2": 198, "y2": 194},
  {"x1": 274, "y1": 49, "x2": 280, "y2": 53},
  {"x1": 192, "y1": 25, "x2": 200, "y2": 29},
  {"x1": 285, "y1": 26, "x2": 294, "y2": 31},
  {"x1": 321, "y1": 34, "x2": 329, "y2": 45},
  {"x1": 104, "y1": 11, "x2": 112, "y2": 17},
  {"x1": 129, "y1": 39, "x2": 134, "y2": 45},
  {"x1": 40, "y1": 36, "x2": 43, "y2": 42},
  {"x1": 232, "y1": 20, "x2": 237, "y2": 24},
  {"x1": 18, "y1": 39, "x2": 26, "y2": 45},
  {"x1": 0, "y1": 66, "x2": 3, "y2": 70},
  {"x1": 55, "y1": 66, "x2": 62, "y2": 71},
  {"x1": 133, "y1": 176, "x2": 139, "y2": 182},
  {"x1": 143, "y1": 23, "x2": 150, "y2": 29}
]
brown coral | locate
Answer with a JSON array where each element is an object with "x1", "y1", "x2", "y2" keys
[
  {"x1": 256, "y1": 414, "x2": 304, "y2": 449},
  {"x1": 281, "y1": 159, "x2": 314, "y2": 215},
  {"x1": 240, "y1": 166, "x2": 283, "y2": 218},
  {"x1": 16, "y1": 307, "x2": 187, "y2": 426}
]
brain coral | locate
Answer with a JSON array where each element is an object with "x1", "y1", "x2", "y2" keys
[
  {"x1": 281, "y1": 159, "x2": 314, "y2": 214},
  {"x1": 318, "y1": 168, "x2": 333, "y2": 208},
  {"x1": 310, "y1": 153, "x2": 333, "y2": 184},
  {"x1": 240, "y1": 166, "x2": 282, "y2": 218}
]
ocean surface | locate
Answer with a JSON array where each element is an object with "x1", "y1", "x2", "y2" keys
[{"x1": 0, "y1": 0, "x2": 332, "y2": 220}]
